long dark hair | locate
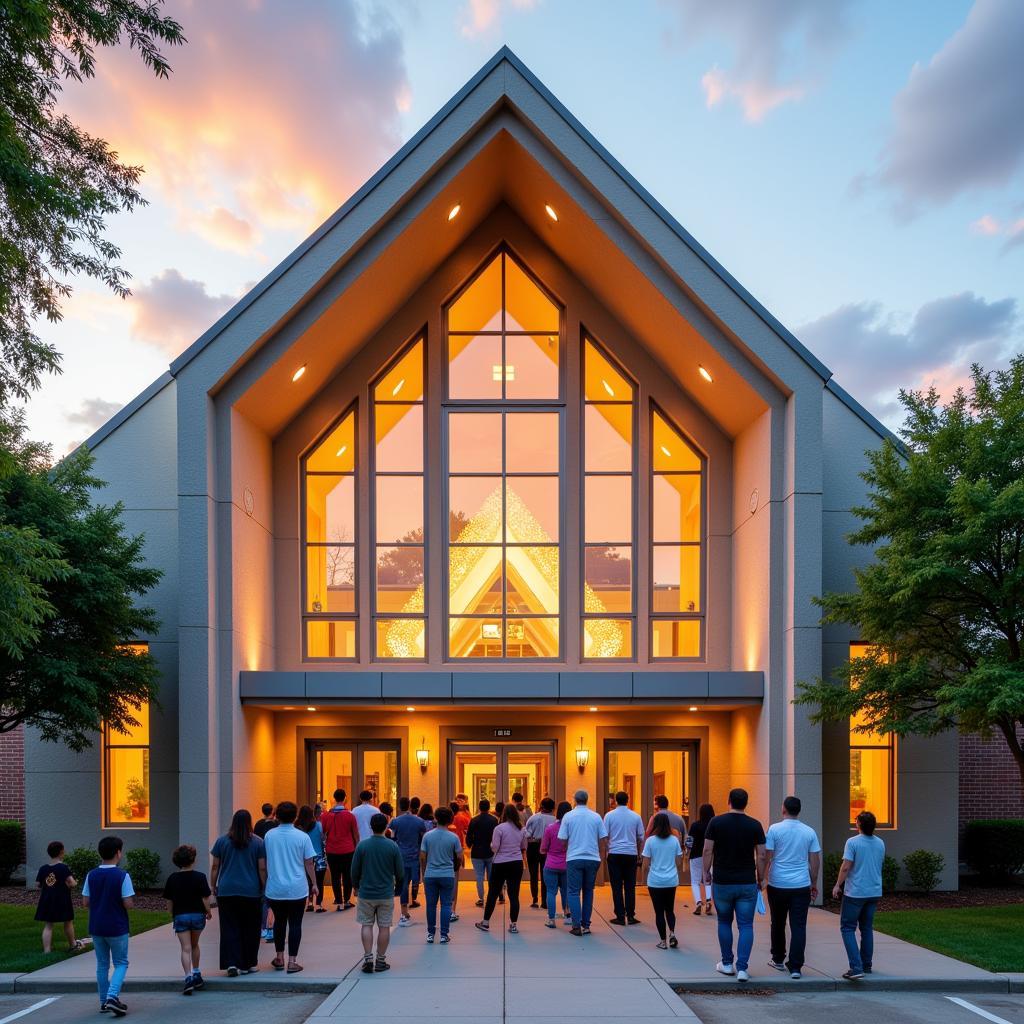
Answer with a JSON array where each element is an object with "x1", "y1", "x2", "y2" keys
[
  {"x1": 419, "y1": 803, "x2": 434, "y2": 821},
  {"x1": 297, "y1": 804, "x2": 316, "y2": 833},
  {"x1": 698, "y1": 803, "x2": 715, "y2": 826},
  {"x1": 228, "y1": 809, "x2": 253, "y2": 849},
  {"x1": 555, "y1": 800, "x2": 572, "y2": 820},
  {"x1": 651, "y1": 812, "x2": 672, "y2": 840},
  {"x1": 503, "y1": 805, "x2": 522, "y2": 829}
]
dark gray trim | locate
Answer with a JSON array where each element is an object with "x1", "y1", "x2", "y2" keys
[{"x1": 73, "y1": 370, "x2": 174, "y2": 455}]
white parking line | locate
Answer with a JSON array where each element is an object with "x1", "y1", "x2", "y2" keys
[
  {"x1": 946, "y1": 996, "x2": 1015, "y2": 1024},
  {"x1": 0, "y1": 998, "x2": 60, "y2": 1024}
]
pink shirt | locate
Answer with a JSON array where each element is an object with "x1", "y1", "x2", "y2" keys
[
  {"x1": 490, "y1": 822, "x2": 528, "y2": 864},
  {"x1": 540, "y1": 821, "x2": 568, "y2": 871}
]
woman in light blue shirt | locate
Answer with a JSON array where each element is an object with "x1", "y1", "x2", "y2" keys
[
  {"x1": 641, "y1": 813, "x2": 684, "y2": 949},
  {"x1": 297, "y1": 805, "x2": 326, "y2": 913}
]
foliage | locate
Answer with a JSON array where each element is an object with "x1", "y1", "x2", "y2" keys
[
  {"x1": 0, "y1": 820, "x2": 24, "y2": 883},
  {"x1": 0, "y1": 0, "x2": 184, "y2": 406},
  {"x1": 63, "y1": 846, "x2": 99, "y2": 883},
  {"x1": 123, "y1": 847, "x2": 160, "y2": 890},
  {"x1": 963, "y1": 819, "x2": 1024, "y2": 880},
  {"x1": 882, "y1": 854, "x2": 900, "y2": 894},
  {"x1": 823, "y1": 851, "x2": 843, "y2": 896},
  {"x1": 0, "y1": 416, "x2": 161, "y2": 749},
  {"x1": 903, "y1": 849, "x2": 946, "y2": 893},
  {"x1": 798, "y1": 358, "x2": 1024, "y2": 807}
]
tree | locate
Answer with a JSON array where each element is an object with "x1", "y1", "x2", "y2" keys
[
  {"x1": 798, "y1": 358, "x2": 1024, "y2": 805},
  {"x1": 0, "y1": 416, "x2": 161, "y2": 750},
  {"x1": 0, "y1": 0, "x2": 185, "y2": 405}
]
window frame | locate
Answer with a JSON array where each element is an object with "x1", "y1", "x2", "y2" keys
[
  {"x1": 102, "y1": 644, "x2": 151, "y2": 829},
  {"x1": 848, "y1": 641, "x2": 897, "y2": 829}
]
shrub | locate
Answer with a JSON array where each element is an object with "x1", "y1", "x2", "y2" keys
[
  {"x1": 903, "y1": 849, "x2": 945, "y2": 893},
  {"x1": 64, "y1": 846, "x2": 100, "y2": 884},
  {"x1": 882, "y1": 854, "x2": 900, "y2": 893},
  {"x1": 823, "y1": 851, "x2": 843, "y2": 896},
  {"x1": 0, "y1": 820, "x2": 23, "y2": 884},
  {"x1": 963, "y1": 819, "x2": 1024, "y2": 880},
  {"x1": 124, "y1": 847, "x2": 161, "y2": 890}
]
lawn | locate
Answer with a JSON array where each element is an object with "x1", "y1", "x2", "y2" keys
[
  {"x1": 874, "y1": 904, "x2": 1024, "y2": 973},
  {"x1": 0, "y1": 904, "x2": 171, "y2": 974}
]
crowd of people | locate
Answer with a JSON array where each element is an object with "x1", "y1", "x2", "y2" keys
[{"x1": 35, "y1": 786, "x2": 887, "y2": 1013}]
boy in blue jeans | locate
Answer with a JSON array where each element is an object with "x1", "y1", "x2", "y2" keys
[{"x1": 82, "y1": 836, "x2": 135, "y2": 1017}]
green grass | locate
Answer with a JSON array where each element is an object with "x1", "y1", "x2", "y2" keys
[
  {"x1": 0, "y1": 904, "x2": 171, "y2": 974},
  {"x1": 873, "y1": 905, "x2": 1024, "y2": 973}
]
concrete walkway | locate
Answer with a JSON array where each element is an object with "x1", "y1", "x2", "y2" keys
[{"x1": 9, "y1": 884, "x2": 1022, "y2": 1020}]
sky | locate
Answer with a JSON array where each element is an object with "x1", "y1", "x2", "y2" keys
[{"x1": 24, "y1": 0, "x2": 1024, "y2": 452}]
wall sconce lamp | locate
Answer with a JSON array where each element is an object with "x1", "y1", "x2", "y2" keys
[
  {"x1": 575, "y1": 736, "x2": 589, "y2": 773},
  {"x1": 416, "y1": 737, "x2": 430, "y2": 774}
]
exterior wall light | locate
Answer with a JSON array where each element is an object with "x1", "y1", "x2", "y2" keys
[
  {"x1": 292, "y1": 365, "x2": 307, "y2": 382},
  {"x1": 416, "y1": 737, "x2": 430, "y2": 773},
  {"x1": 575, "y1": 737, "x2": 589, "y2": 773}
]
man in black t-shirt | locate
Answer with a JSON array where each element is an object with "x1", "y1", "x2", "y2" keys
[
  {"x1": 701, "y1": 788, "x2": 766, "y2": 982},
  {"x1": 254, "y1": 803, "x2": 278, "y2": 839}
]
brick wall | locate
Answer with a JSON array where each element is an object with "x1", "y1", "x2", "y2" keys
[
  {"x1": 0, "y1": 724, "x2": 25, "y2": 863},
  {"x1": 959, "y1": 727, "x2": 1024, "y2": 826}
]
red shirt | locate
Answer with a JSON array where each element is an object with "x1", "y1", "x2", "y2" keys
[
  {"x1": 454, "y1": 811, "x2": 471, "y2": 846},
  {"x1": 320, "y1": 806, "x2": 360, "y2": 855}
]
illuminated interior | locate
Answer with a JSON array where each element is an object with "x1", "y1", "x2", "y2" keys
[
  {"x1": 848, "y1": 642, "x2": 895, "y2": 826},
  {"x1": 104, "y1": 645, "x2": 151, "y2": 826}
]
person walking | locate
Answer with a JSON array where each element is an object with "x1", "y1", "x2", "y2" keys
[
  {"x1": 390, "y1": 796, "x2": 428, "y2": 927},
  {"x1": 34, "y1": 841, "x2": 83, "y2": 954},
  {"x1": 511, "y1": 791, "x2": 533, "y2": 824},
  {"x1": 540, "y1": 801, "x2": 572, "y2": 927},
  {"x1": 686, "y1": 803, "x2": 714, "y2": 915},
  {"x1": 82, "y1": 836, "x2": 134, "y2": 1017},
  {"x1": 476, "y1": 806, "x2": 528, "y2": 934},
  {"x1": 451, "y1": 801, "x2": 471, "y2": 847},
  {"x1": 297, "y1": 805, "x2": 327, "y2": 913},
  {"x1": 765, "y1": 796, "x2": 820, "y2": 980},
  {"x1": 645, "y1": 795, "x2": 687, "y2": 839},
  {"x1": 320, "y1": 789, "x2": 360, "y2": 911},
  {"x1": 702, "y1": 788, "x2": 766, "y2": 982},
  {"x1": 605, "y1": 790, "x2": 645, "y2": 925},
  {"x1": 642, "y1": 813, "x2": 684, "y2": 949},
  {"x1": 466, "y1": 799, "x2": 498, "y2": 908},
  {"x1": 210, "y1": 809, "x2": 266, "y2": 976},
  {"x1": 162, "y1": 844, "x2": 212, "y2": 995},
  {"x1": 834, "y1": 810, "x2": 885, "y2": 981},
  {"x1": 558, "y1": 790, "x2": 608, "y2": 936},
  {"x1": 264, "y1": 801, "x2": 317, "y2": 973},
  {"x1": 351, "y1": 812, "x2": 405, "y2": 972},
  {"x1": 421, "y1": 806, "x2": 464, "y2": 944},
  {"x1": 253, "y1": 803, "x2": 278, "y2": 839},
  {"x1": 353, "y1": 790, "x2": 381, "y2": 843},
  {"x1": 524, "y1": 797, "x2": 556, "y2": 909}
]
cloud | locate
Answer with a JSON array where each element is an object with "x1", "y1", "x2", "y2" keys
[
  {"x1": 66, "y1": 397, "x2": 123, "y2": 431},
  {"x1": 129, "y1": 269, "x2": 237, "y2": 356},
  {"x1": 58, "y1": 0, "x2": 410, "y2": 246},
  {"x1": 459, "y1": 0, "x2": 538, "y2": 37},
  {"x1": 971, "y1": 213, "x2": 1024, "y2": 251},
  {"x1": 799, "y1": 291, "x2": 1020, "y2": 424},
  {"x1": 970, "y1": 214, "x2": 1001, "y2": 236},
  {"x1": 670, "y1": 0, "x2": 853, "y2": 121},
  {"x1": 870, "y1": 0, "x2": 1024, "y2": 212}
]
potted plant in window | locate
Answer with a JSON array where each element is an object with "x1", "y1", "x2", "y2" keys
[
  {"x1": 125, "y1": 777, "x2": 149, "y2": 820},
  {"x1": 850, "y1": 784, "x2": 868, "y2": 813}
]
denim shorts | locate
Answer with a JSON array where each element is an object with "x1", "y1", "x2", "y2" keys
[{"x1": 172, "y1": 912, "x2": 207, "y2": 933}]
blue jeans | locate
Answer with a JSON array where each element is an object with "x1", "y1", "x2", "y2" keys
[
  {"x1": 424, "y1": 875, "x2": 455, "y2": 937},
  {"x1": 566, "y1": 859, "x2": 599, "y2": 929},
  {"x1": 400, "y1": 859, "x2": 420, "y2": 906},
  {"x1": 93, "y1": 933, "x2": 129, "y2": 1003},
  {"x1": 543, "y1": 866, "x2": 568, "y2": 919},
  {"x1": 471, "y1": 857, "x2": 492, "y2": 901},
  {"x1": 840, "y1": 896, "x2": 877, "y2": 973},
  {"x1": 712, "y1": 883, "x2": 758, "y2": 971}
]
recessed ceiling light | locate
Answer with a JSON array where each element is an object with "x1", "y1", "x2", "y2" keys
[
  {"x1": 391, "y1": 378, "x2": 405, "y2": 397},
  {"x1": 545, "y1": 204, "x2": 558, "y2": 222},
  {"x1": 306, "y1": 706, "x2": 316, "y2": 712},
  {"x1": 406, "y1": 706, "x2": 416, "y2": 712},
  {"x1": 448, "y1": 203, "x2": 461, "y2": 221},
  {"x1": 601, "y1": 378, "x2": 614, "y2": 397},
  {"x1": 698, "y1": 365, "x2": 713, "y2": 383},
  {"x1": 660, "y1": 445, "x2": 672, "y2": 457},
  {"x1": 589, "y1": 706, "x2": 598, "y2": 712},
  {"x1": 283, "y1": 706, "x2": 295, "y2": 710},
  {"x1": 292, "y1": 365, "x2": 307, "y2": 382},
  {"x1": 689, "y1": 706, "x2": 698, "y2": 712},
  {"x1": 335, "y1": 444, "x2": 347, "y2": 458}
]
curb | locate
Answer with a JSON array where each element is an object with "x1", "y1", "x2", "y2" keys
[
  {"x1": 8, "y1": 976, "x2": 341, "y2": 995},
  {"x1": 670, "y1": 976, "x2": 1019, "y2": 995}
]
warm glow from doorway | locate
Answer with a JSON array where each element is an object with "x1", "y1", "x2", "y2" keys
[{"x1": 292, "y1": 365, "x2": 307, "y2": 382}]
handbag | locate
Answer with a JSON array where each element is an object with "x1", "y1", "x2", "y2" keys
[{"x1": 755, "y1": 889, "x2": 767, "y2": 915}]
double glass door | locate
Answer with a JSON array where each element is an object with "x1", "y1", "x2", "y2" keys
[
  {"x1": 309, "y1": 741, "x2": 400, "y2": 809},
  {"x1": 605, "y1": 742, "x2": 696, "y2": 824},
  {"x1": 450, "y1": 742, "x2": 554, "y2": 812}
]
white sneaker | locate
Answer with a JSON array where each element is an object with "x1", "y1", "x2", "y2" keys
[
  {"x1": 399, "y1": 915, "x2": 412, "y2": 927},
  {"x1": 737, "y1": 969, "x2": 750, "y2": 982},
  {"x1": 716, "y1": 961, "x2": 736, "y2": 976}
]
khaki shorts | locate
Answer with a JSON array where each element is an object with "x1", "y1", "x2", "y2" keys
[{"x1": 356, "y1": 897, "x2": 395, "y2": 927}]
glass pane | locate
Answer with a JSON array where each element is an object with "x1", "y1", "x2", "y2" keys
[
  {"x1": 449, "y1": 617, "x2": 504, "y2": 658},
  {"x1": 375, "y1": 546, "x2": 423, "y2": 612},
  {"x1": 448, "y1": 253, "x2": 502, "y2": 332},
  {"x1": 506, "y1": 412, "x2": 559, "y2": 473},
  {"x1": 316, "y1": 749, "x2": 353, "y2": 806},
  {"x1": 455, "y1": 748, "x2": 498, "y2": 807},
  {"x1": 651, "y1": 619, "x2": 701, "y2": 658},
  {"x1": 375, "y1": 339, "x2": 423, "y2": 403},
  {"x1": 652, "y1": 545, "x2": 701, "y2": 613},
  {"x1": 376, "y1": 476, "x2": 423, "y2": 543},
  {"x1": 106, "y1": 701, "x2": 149, "y2": 746},
  {"x1": 606, "y1": 748, "x2": 642, "y2": 815},
  {"x1": 584, "y1": 545, "x2": 632, "y2": 613},
  {"x1": 583, "y1": 618, "x2": 633, "y2": 660},
  {"x1": 307, "y1": 618, "x2": 356, "y2": 659},
  {"x1": 307, "y1": 545, "x2": 355, "y2": 613},
  {"x1": 506, "y1": 477, "x2": 559, "y2": 542},
  {"x1": 306, "y1": 412, "x2": 355, "y2": 473},
  {"x1": 652, "y1": 474, "x2": 701, "y2": 543},
  {"x1": 506, "y1": 546, "x2": 559, "y2": 614},
  {"x1": 306, "y1": 475, "x2": 355, "y2": 545},
  {"x1": 362, "y1": 749, "x2": 399, "y2": 808},
  {"x1": 507, "y1": 750, "x2": 552, "y2": 809},
  {"x1": 850, "y1": 748, "x2": 891, "y2": 825},
  {"x1": 506, "y1": 617, "x2": 558, "y2": 658},
  {"x1": 653, "y1": 750, "x2": 686, "y2": 827},
  {"x1": 449, "y1": 547, "x2": 502, "y2": 615},
  {"x1": 505, "y1": 334, "x2": 559, "y2": 399},
  {"x1": 505, "y1": 256, "x2": 559, "y2": 331},
  {"x1": 107, "y1": 747, "x2": 150, "y2": 824},
  {"x1": 585, "y1": 339, "x2": 631, "y2": 402},
  {"x1": 448, "y1": 333, "x2": 502, "y2": 399},
  {"x1": 448, "y1": 413, "x2": 502, "y2": 473},
  {"x1": 377, "y1": 618, "x2": 426, "y2": 659},
  {"x1": 375, "y1": 404, "x2": 422, "y2": 472},
  {"x1": 585, "y1": 404, "x2": 632, "y2": 471},
  {"x1": 449, "y1": 476, "x2": 502, "y2": 541},
  {"x1": 584, "y1": 475, "x2": 631, "y2": 542},
  {"x1": 653, "y1": 412, "x2": 701, "y2": 471}
]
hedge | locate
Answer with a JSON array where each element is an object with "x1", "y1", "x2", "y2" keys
[{"x1": 963, "y1": 819, "x2": 1024, "y2": 880}]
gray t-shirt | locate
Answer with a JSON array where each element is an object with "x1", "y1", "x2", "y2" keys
[
  {"x1": 421, "y1": 827, "x2": 463, "y2": 878},
  {"x1": 842, "y1": 833, "x2": 885, "y2": 899},
  {"x1": 210, "y1": 834, "x2": 265, "y2": 898},
  {"x1": 525, "y1": 812, "x2": 555, "y2": 842}
]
